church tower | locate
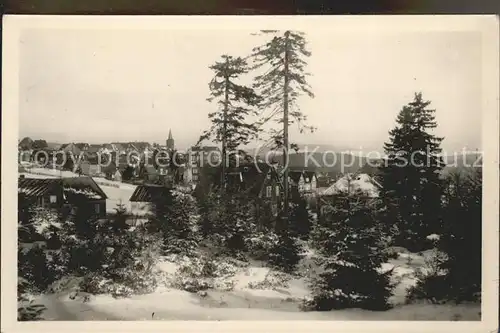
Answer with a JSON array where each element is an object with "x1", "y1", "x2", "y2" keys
[{"x1": 166, "y1": 129, "x2": 175, "y2": 150}]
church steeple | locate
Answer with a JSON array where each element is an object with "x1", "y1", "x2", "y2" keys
[{"x1": 166, "y1": 129, "x2": 175, "y2": 150}]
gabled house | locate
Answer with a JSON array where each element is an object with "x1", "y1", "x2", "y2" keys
[
  {"x1": 196, "y1": 162, "x2": 283, "y2": 216},
  {"x1": 185, "y1": 146, "x2": 221, "y2": 184},
  {"x1": 18, "y1": 176, "x2": 108, "y2": 218},
  {"x1": 114, "y1": 169, "x2": 123, "y2": 182},
  {"x1": 320, "y1": 173, "x2": 381, "y2": 198},
  {"x1": 86, "y1": 144, "x2": 103, "y2": 157},
  {"x1": 60, "y1": 143, "x2": 82, "y2": 156},
  {"x1": 140, "y1": 165, "x2": 160, "y2": 184},
  {"x1": 288, "y1": 169, "x2": 318, "y2": 198},
  {"x1": 129, "y1": 184, "x2": 173, "y2": 217}
]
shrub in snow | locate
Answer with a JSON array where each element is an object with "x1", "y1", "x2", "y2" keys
[
  {"x1": 426, "y1": 234, "x2": 440, "y2": 242},
  {"x1": 18, "y1": 278, "x2": 46, "y2": 321},
  {"x1": 406, "y1": 248, "x2": 450, "y2": 304},
  {"x1": 170, "y1": 254, "x2": 238, "y2": 293},
  {"x1": 18, "y1": 196, "x2": 66, "y2": 292},
  {"x1": 247, "y1": 270, "x2": 290, "y2": 290},
  {"x1": 245, "y1": 231, "x2": 279, "y2": 261},
  {"x1": 308, "y1": 191, "x2": 394, "y2": 311}
]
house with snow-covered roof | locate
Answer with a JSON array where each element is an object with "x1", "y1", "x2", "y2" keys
[
  {"x1": 319, "y1": 173, "x2": 381, "y2": 198},
  {"x1": 18, "y1": 176, "x2": 108, "y2": 218}
]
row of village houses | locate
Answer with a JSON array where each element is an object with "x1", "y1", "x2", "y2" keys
[
  {"x1": 18, "y1": 158, "x2": 382, "y2": 223},
  {"x1": 19, "y1": 134, "x2": 347, "y2": 192}
]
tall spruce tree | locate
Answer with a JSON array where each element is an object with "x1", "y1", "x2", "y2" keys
[
  {"x1": 309, "y1": 190, "x2": 394, "y2": 311},
  {"x1": 380, "y1": 92, "x2": 445, "y2": 251},
  {"x1": 250, "y1": 30, "x2": 315, "y2": 224},
  {"x1": 199, "y1": 55, "x2": 261, "y2": 186}
]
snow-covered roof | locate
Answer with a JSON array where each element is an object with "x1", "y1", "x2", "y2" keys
[
  {"x1": 18, "y1": 176, "x2": 108, "y2": 200},
  {"x1": 320, "y1": 173, "x2": 380, "y2": 197}
]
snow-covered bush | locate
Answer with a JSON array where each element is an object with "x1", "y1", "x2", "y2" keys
[
  {"x1": 170, "y1": 254, "x2": 238, "y2": 293},
  {"x1": 406, "y1": 248, "x2": 450, "y2": 304},
  {"x1": 247, "y1": 270, "x2": 290, "y2": 290},
  {"x1": 245, "y1": 231, "x2": 279, "y2": 261},
  {"x1": 18, "y1": 278, "x2": 46, "y2": 321},
  {"x1": 18, "y1": 196, "x2": 66, "y2": 292}
]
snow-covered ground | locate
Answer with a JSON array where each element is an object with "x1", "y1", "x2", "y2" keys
[{"x1": 33, "y1": 249, "x2": 480, "y2": 321}]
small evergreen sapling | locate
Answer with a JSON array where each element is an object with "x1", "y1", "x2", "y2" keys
[
  {"x1": 289, "y1": 195, "x2": 313, "y2": 240},
  {"x1": 268, "y1": 228, "x2": 303, "y2": 273},
  {"x1": 309, "y1": 191, "x2": 394, "y2": 311},
  {"x1": 149, "y1": 190, "x2": 199, "y2": 255}
]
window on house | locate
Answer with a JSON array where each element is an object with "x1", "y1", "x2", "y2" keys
[
  {"x1": 49, "y1": 195, "x2": 57, "y2": 203},
  {"x1": 275, "y1": 186, "x2": 280, "y2": 196},
  {"x1": 192, "y1": 168, "x2": 198, "y2": 174},
  {"x1": 95, "y1": 204, "x2": 100, "y2": 214},
  {"x1": 193, "y1": 175, "x2": 198, "y2": 181},
  {"x1": 266, "y1": 186, "x2": 272, "y2": 198}
]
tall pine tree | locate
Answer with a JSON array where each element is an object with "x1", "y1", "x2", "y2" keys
[
  {"x1": 380, "y1": 92, "x2": 445, "y2": 252},
  {"x1": 199, "y1": 55, "x2": 261, "y2": 186},
  {"x1": 250, "y1": 30, "x2": 315, "y2": 223}
]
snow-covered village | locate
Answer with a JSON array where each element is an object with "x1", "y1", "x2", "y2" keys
[{"x1": 12, "y1": 18, "x2": 490, "y2": 322}]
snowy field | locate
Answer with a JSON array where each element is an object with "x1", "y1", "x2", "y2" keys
[
  {"x1": 20, "y1": 167, "x2": 137, "y2": 213},
  {"x1": 33, "y1": 249, "x2": 480, "y2": 321}
]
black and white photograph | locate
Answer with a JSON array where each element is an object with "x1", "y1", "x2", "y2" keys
[{"x1": 2, "y1": 15, "x2": 498, "y2": 330}]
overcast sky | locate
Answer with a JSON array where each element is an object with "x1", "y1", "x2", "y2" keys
[{"x1": 18, "y1": 26, "x2": 482, "y2": 153}]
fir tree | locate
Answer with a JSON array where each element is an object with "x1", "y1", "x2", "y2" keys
[
  {"x1": 268, "y1": 228, "x2": 303, "y2": 273},
  {"x1": 309, "y1": 190, "x2": 394, "y2": 311},
  {"x1": 149, "y1": 190, "x2": 199, "y2": 255},
  {"x1": 61, "y1": 194, "x2": 107, "y2": 273},
  {"x1": 199, "y1": 55, "x2": 261, "y2": 185},
  {"x1": 380, "y1": 92, "x2": 445, "y2": 252},
  {"x1": 250, "y1": 30, "x2": 315, "y2": 223}
]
